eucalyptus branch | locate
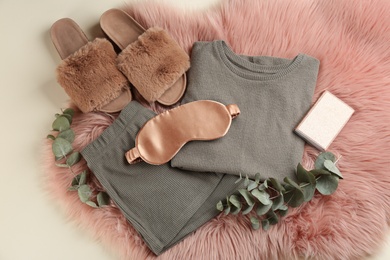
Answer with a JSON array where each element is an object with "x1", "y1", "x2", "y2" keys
[
  {"x1": 47, "y1": 108, "x2": 110, "y2": 208},
  {"x1": 217, "y1": 152, "x2": 343, "y2": 230}
]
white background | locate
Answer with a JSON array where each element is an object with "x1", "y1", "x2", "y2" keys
[{"x1": 0, "y1": 0, "x2": 389, "y2": 259}]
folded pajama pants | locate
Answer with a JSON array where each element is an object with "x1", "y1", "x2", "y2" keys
[{"x1": 81, "y1": 101, "x2": 240, "y2": 255}]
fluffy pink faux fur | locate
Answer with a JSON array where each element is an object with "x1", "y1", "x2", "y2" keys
[{"x1": 42, "y1": 0, "x2": 390, "y2": 259}]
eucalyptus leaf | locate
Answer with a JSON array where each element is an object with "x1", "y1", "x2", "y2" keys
[
  {"x1": 324, "y1": 160, "x2": 343, "y2": 179},
  {"x1": 284, "y1": 177, "x2": 302, "y2": 191},
  {"x1": 251, "y1": 189, "x2": 271, "y2": 205},
  {"x1": 256, "y1": 202, "x2": 272, "y2": 216},
  {"x1": 55, "y1": 113, "x2": 61, "y2": 118},
  {"x1": 269, "y1": 178, "x2": 285, "y2": 192},
  {"x1": 244, "y1": 175, "x2": 250, "y2": 187},
  {"x1": 55, "y1": 163, "x2": 69, "y2": 168},
  {"x1": 61, "y1": 113, "x2": 73, "y2": 124},
  {"x1": 66, "y1": 152, "x2": 81, "y2": 166},
  {"x1": 63, "y1": 108, "x2": 75, "y2": 117},
  {"x1": 238, "y1": 189, "x2": 255, "y2": 206},
  {"x1": 250, "y1": 216, "x2": 260, "y2": 230},
  {"x1": 79, "y1": 171, "x2": 87, "y2": 185},
  {"x1": 258, "y1": 183, "x2": 267, "y2": 191},
  {"x1": 57, "y1": 129, "x2": 75, "y2": 143},
  {"x1": 86, "y1": 201, "x2": 98, "y2": 208},
  {"x1": 52, "y1": 116, "x2": 70, "y2": 132},
  {"x1": 78, "y1": 184, "x2": 92, "y2": 203},
  {"x1": 315, "y1": 152, "x2": 336, "y2": 169},
  {"x1": 52, "y1": 137, "x2": 73, "y2": 160},
  {"x1": 255, "y1": 173, "x2": 261, "y2": 184},
  {"x1": 278, "y1": 206, "x2": 289, "y2": 217},
  {"x1": 224, "y1": 205, "x2": 231, "y2": 215},
  {"x1": 263, "y1": 180, "x2": 268, "y2": 188},
  {"x1": 261, "y1": 219, "x2": 270, "y2": 231},
  {"x1": 242, "y1": 204, "x2": 255, "y2": 215},
  {"x1": 216, "y1": 201, "x2": 224, "y2": 211},
  {"x1": 297, "y1": 163, "x2": 316, "y2": 184},
  {"x1": 301, "y1": 182, "x2": 316, "y2": 202},
  {"x1": 316, "y1": 175, "x2": 339, "y2": 195},
  {"x1": 267, "y1": 210, "x2": 279, "y2": 225},
  {"x1": 68, "y1": 186, "x2": 78, "y2": 191},
  {"x1": 272, "y1": 193, "x2": 284, "y2": 211},
  {"x1": 310, "y1": 169, "x2": 331, "y2": 177},
  {"x1": 47, "y1": 134, "x2": 55, "y2": 140},
  {"x1": 283, "y1": 186, "x2": 304, "y2": 208},
  {"x1": 97, "y1": 192, "x2": 110, "y2": 207},
  {"x1": 247, "y1": 180, "x2": 258, "y2": 191},
  {"x1": 229, "y1": 195, "x2": 241, "y2": 209},
  {"x1": 71, "y1": 174, "x2": 81, "y2": 187},
  {"x1": 230, "y1": 205, "x2": 242, "y2": 215}
]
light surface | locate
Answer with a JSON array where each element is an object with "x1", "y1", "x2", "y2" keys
[{"x1": 0, "y1": 0, "x2": 388, "y2": 259}]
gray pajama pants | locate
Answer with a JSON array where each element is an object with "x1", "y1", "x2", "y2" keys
[{"x1": 81, "y1": 101, "x2": 240, "y2": 255}]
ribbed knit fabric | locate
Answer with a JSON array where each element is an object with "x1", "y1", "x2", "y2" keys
[
  {"x1": 81, "y1": 101, "x2": 240, "y2": 255},
  {"x1": 171, "y1": 41, "x2": 320, "y2": 180}
]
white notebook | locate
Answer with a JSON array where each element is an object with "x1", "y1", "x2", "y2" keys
[{"x1": 294, "y1": 91, "x2": 354, "y2": 151}]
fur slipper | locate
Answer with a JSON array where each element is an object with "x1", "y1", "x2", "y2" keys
[
  {"x1": 51, "y1": 18, "x2": 132, "y2": 113},
  {"x1": 100, "y1": 9, "x2": 190, "y2": 106}
]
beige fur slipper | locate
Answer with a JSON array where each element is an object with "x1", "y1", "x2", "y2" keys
[
  {"x1": 100, "y1": 9, "x2": 190, "y2": 106},
  {"x1": 50, "y1": 18, "x2": 132, "y2": 113}
]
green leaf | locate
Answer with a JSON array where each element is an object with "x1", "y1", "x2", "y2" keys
[
  {"x1": 71, "y1": 174, "x2": 81, "y2": 187},
  {"x1": 224, "y1": 205, "x2": 231, "y2": 215},
  {"x1": 261, "y1": 219, "x2": 270, "y2": 231},
  {"x1": 297, "y1": 163, "x2": 316, "y2": 184},
  {"x1": 250, "y1": 216, "x2": 260, "y2": 230},
  {"x1": 216, "y1": 201, "x2": 224, "y2": 211},
  {"x1": 47, "y1": 134, "x2": 55, "y2": 140},
  {"x1": 267, "y1": 210, "x2": 279, "y2": 225},
  {"x1": 324, "y1": 160, "x2": 343, "y2": 179},
  {"x1": 284, "y1": 177, "x2": 302, "y2": 191},
  {"x1": 229, "y1": 195, "x2": 241, "y2": 209},
  {"x1": 78, "y1": 184, "x2": 92, "y2": 203},
  {"x1": 247, "y1": 180, "x2": 258, "y2": 191},
  {"x1": 244, "y1": 175, "x2": 250, "y2": 187},
  {"x1": 230, "y1": 205, "x2": 241, "y2": 215},
  {"x1": 52, "y1": 137, "x2": 73, "y2": 160},
  {"x1": 310, "y1": 169, "x2": 331, "y2": 177},
  {"x1": 61, "y1": 113, "x2": 72, "y2": 124},
  {"x1": 52, "y1": 116, "x2": 70, "y2": 131},
  {"x1": 55, "y1": 163, "x2": 69, "y2": 168},
  {"x1": 316, "y1": 175, "x2": 339, "y2": 195},
  {"x1": 238, "y1": 189, "x2": 255, "y2": 206},
  {"x1": 55, "y1": 113, "x2": 61, "y2": 118},
  {"x1": 315, "y1": 152, "x2": 336, "y2": 169},
  {"x1": 272, "y1": 193, "x2": 284, "y2": 211},
  {"x1": 85, "y1": 201, "x2": 98, "y2": 208},
  {"x1": 283, "y1": 186, "x2": 305, "y2": 208},
  {"x1": 278, "y1": 206, "x2": 289, "y2": 217},
  {"x1": 57, "y1": 129, "x2": 75, "y2": 143},
  {"x1": 97, "y1": 192, "x2": 110, "y2": 207},
  {"x1": 256, "y1": 202, "x2": 272, "y2": 216},
  {"x1": 258, "y1": 183, "x2": 267, "y2": 191},
  {"x1": 269, "y1": 178, "x2": 285, "y2": 192},
  {"x1": 66, "y1": 152, "x2": 81, "y2": 166},
  {"x1": 79, "y1": 171, "x2": 87, "y2": 185},
  {"x1": 263, "y1": 180, "x2": 268, "y2": 188},
  {"x1": 255, "y1": 173, "x2": 261, "y2": 184},
  {"x1": 251, "y1": 189, "x2": 271, "y2": 205},
  {"x1": 301, "y1": 183, "x2": 316, "y2": 202},
  {"x1": 63, "y1": 108, "x2": 75, "y2": 117},
  {"x1": 68, "y1": 186, "x2": 78, "y2": 191},
  {"x1": 242, "y1": 204, "x2": 255, "y2": 215}
]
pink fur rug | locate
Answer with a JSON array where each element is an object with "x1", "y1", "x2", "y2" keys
[{"x1": 42, "y1": 0, "x2": 390, "y2": 259}]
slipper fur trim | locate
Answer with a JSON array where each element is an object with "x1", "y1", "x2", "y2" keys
[
  {"x1": 56, "y1": 38, "x2": 129, "y2": 113},
  {"x1": 116, "y1": 27, "x2": 190, "y2": 103}
]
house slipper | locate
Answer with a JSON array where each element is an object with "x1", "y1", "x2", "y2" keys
[
  {"x1": 125, "y1": 100, "x2": 240, "y2": 165},
  {"x1": 100, "y1": 9, "x2": 190, "y2": 106},
  {"x1": 50, "y1": 18, "x2": 132, "y2": 113}
]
